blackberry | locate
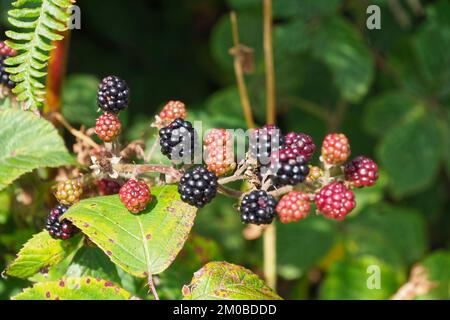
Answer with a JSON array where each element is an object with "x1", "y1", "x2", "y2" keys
[
  {"x1": 321, "y1": 133, "x2": 351, "y2": 165},
  {"x1": 0, "y1": 41, "x2": 16, "y2": 56},
  {"x1": 344, "y1": 156, "x2": 378, "y2": 187},
  {"x1": 276, "y1": 191, "x2": 311, "y2": 223},
  {"x1": 283, "y1": 132, "x2": 316, "y2": 162},
  {"x1": 249, "y1": 125, "x2": 285, "y2": 165},
  {"x1": 119, "y1": 179, "x2": 152, "y2": 214},
  {"x1": 0, "y1": 56, "x2": 16, "y2": 89},
  {"x1": 315, "y1": 182, "x2": 356, "y2": 219},
  {"x1": 159, "y1": 118, "x2": 198, "y2": 163},
  {"x1": 240, "y1": 190, "x2": 277, "y2": 225},
  {"x1": 178, "y1": 166, "x2": 218, "y2": 208},
  {"x1": 95, "y1": 179, "x2": 121, "y2": 196},
  {"x1": 159, "y1": 100, "x2": 187, "y2": 124},
  {"x1": 97, "y1": 75, "x2": 130, "y2": 113},
  {"x1": 45, "y1": 205, "x2": 78, "y2": 240},
  {"x1": 204, "y1": 129, "x2": 236, "y2": 176},
  {"x1": 260, "y1": 147, "x2": 310, "y2": 187},
  {"x1": 54, "y1": 179, "x2": 83, "y2": 205},
  {"x1": 95, "y1": 113, "x2": 121, "y2": 142}
]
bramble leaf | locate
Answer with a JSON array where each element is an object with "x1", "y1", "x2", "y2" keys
[
  {"x1": 63, "y1": 185, "x2": 197, "y2": 277},
  {"x1": 183, "y1": 261, "x2": 282, "y2": 300}
]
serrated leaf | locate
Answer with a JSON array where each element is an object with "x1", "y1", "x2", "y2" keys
[
  {"x1": 0, "y1": 109, "x2": 74, "y2": 191},
  {"x1": 320, "y1": 256, "x2": 402, "y2": 300},
  {"x1": 12, "y1": 277, "x2": 131, "y2": 300},
  {"x1": 363, "y1": 92, "x2": 422, "y2": 137},
  {"x1": 5, "y1": 231, "x2": 81, "y2": 279},
  {"x1": 183, "y1": 262, "x2": 282, "y2": 300},
  {"x1": 378, "y1": 111, "x2": 442, "y2": 197},
  {"x1": 63, "y1": 185, "x2": 197, "y2": 277}
]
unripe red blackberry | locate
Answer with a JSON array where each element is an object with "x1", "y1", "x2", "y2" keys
[
  {"x1": 178, "y1": 166, "x2": 218, "y2": 208},
  {"x1": 249, "y1": 125, "x2": 285, "y2": 165},
  {"x1": 321, "y1": 133, "x2": 351, "y2": 165},
  {"x1": 54, "y1": 179, "x2": 83, "y2": 205},
  {"x1": 159, "y1": 101, "x2": 187, "y2": 124},
  {"x1": 315, "y1": 182, "x2": 355, "y2": 219},
  {"x1": 344, "y1": 156, "x2": 379, "y2": 188},
  {"x1": 45, "y1": 204, "x2": 79, "y2": 240},
  {"x1": 0, "y1": 41, "x2": 16, "y2": 56},
  {"x1": 0, "y1": 55, "x2": 16, "y2": 89},
  {"x1": 119, "y1": 179, "x2": 152, "y2": 214},
  {"x1": 283, "y1": 132, "x2": 316, "y2": 162},
  {"x1": 95, "y1": 179, "x2": 121, "y2": 196},
  {"x1": 159, "y1": 118, "x2": 198, "y2": 162},
  {"x1": 97, "y1": 75, "x2": 130, "y2": 114},
  {"x1": 204, "y1": 129, "x2": 236, "y2": 176},
  {"x1": 276, "y1": 192, "x2": 311, "y2": 223},
  {"x1": 240, "y1": 190, "x2": 277, "y2": 225},
  {"x1": 306, "y1": 166, "x2": 323, "y2": 183},
  {"x1": 95, "y1": 113, "x2": 121, "y2": 142}
]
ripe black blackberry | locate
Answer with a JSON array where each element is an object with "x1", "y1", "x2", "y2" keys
[
  {"x1": 249, "y1": 125, "x2": 285, "y2": 165},
  {"x1": 0, "y1": 55, "x2": 16, "y2": 89},
  {"x1": 159, "y1": 118, "x2": 198, "y2": 162},
  {"x1": 240, "y1": 190, "x2": 277, "y2": 225},
  {"x1": 178, "y1": 166, "x2": 218, "y2": 208},
  {"x1": 97, "y1": 75, "x2": 130, "y2": 113},
  {"x1": 260, "y1": 146, "x2": 310, "y2": 187},
  {"x1": 45, "y1": 205, "x2": 78, "y2": 240}
]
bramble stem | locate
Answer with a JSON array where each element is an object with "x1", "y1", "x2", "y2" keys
[
  {"x1": 53, "y1": 113, "x2": 100, "y2": 149},
  {"x1": 148, "y1": 275, "x2": 160, "y2": 300},
  {"x1": 230, "y1": 12, "x2": 256, "y2": 129},
  {"x1": 263, "y1": 0, "x2": 277, "y2": 290},
  {"x1": 217, "y1": 185, "x2": 243, "y2": 199}
]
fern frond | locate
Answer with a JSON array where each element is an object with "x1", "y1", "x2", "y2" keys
[{"x1": 5, "y1": 0, "x2": 73, "y2": 110}]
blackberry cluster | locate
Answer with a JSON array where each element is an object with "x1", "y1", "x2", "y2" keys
[
  {"x1": 45, "y1": 205, "x2": 78, "y2": 240},
  {"x1": 97, "y1": 75, "x2": 130, "y2": 113},
  {"x1": 159, "y1": 118, "x2": 198, "y2": 162},
  {"x1": 178, "y1": 166, "x2": 218, "y2": 208},
  {"x1": 240, "y1": 190, "x2": 277, "y2": 225},
  {"x1": 250, "y1": 125, "x2": 285, "y2": 165},
  {"x1": 0, "y1": 55, "x2": 16, "y2": 89}
]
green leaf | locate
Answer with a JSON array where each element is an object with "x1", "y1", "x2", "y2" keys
[
  {"x1": 5, "y1": 231, "x2": 81, "y2": 279},
  {"x1": 0, "y1": 109, "x2": 74, "y2": 191},
  {"x1": 183, "y1": 262, "x2": 282, "y2": 300},
  {"x1": 63, "y1": 185, "x2": 197, "y2": 277},
  {"x1": 12, "y1": 277, "x2": 132, "y2": 300},
  {"x1": 62, "y1": 74, "x2": 100, "y2": 127},
  {"x1": 277, "y1": 217, "x2": 338, "y2": 279},
  {"x1": 320, "y1": 256, "x2": 402, "y2": 300},
  {"x1": 0, "y1": 189, "x2": 11, "y2": 225},
  {"x1": 363, "y1": 92, "x2": 422, "y2": 137},
  {"x1": 418, "y1": 251, "x2": 450, "y2": 299},
  {"x1": 378, "y1": 110, "x2": 442, "y2": 197},
  {"x1": 65, "y1": 246, "x2": 121, "y2": 284},
  {"x1": 347, "y1": 204, "x2": 427, "y2": 268}
]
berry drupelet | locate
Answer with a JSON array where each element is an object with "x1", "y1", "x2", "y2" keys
[
  {"x1": 54, "y1": 179, "x2": 83, "y2": 205},
  {"x1": 315, "y1": 181, "x2": 356, "y2": 220},
  {"x1": 45, "y1": 205, "x2": 78, "y2": 240},
  {"x1": 119, "y1": 179, "x2": 152, "y2": 214},
  {"x1": 97, "y1": 75, "x2": 130, "y2": 114},
  {"x1": 276, "y1": 191, "x2": 311, "y2": 223},
  {"x1": 250, "y1": 125, "x2": 285, "y2": 165},
  {"x1": 178, "y1": 166, "x2": 218, "y2": 208},
  {"x1": 240, "y1": 190, "x2": 277, "y2": 225},
  {"x1": 159, "y1": 118, "x2": 198, "y2": 162},
  {"x1": 95, "y1": 113, "x2": 121, "y2": 142},
  {"x1": 344, "y1": 156, "x2": 379, "y2": 188}
]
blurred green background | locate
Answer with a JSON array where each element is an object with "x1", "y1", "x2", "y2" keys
[{"x1": 0, "y1": 0, "x2": 449, "y2": 300}]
